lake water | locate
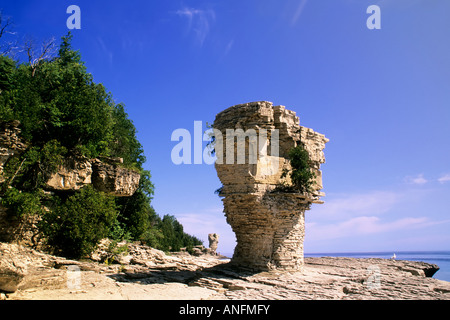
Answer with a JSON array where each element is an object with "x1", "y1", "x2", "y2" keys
[
  {"x1": 222, "y1": 251, "x2": 450, "y2": 282},
  {"x1": 304, "y1": 251, "x2": 450, "y2": 282}
]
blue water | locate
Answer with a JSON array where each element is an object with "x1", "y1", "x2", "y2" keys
[{"x1": 304, "y1": 251, "x2": 450, "y2": 282}]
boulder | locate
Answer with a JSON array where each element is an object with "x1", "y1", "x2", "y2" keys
[{"x1": 0, "y1": 243, "x2": 66, "y2": 293}]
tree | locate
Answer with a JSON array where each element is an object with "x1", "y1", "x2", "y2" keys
[
  {"x1": 156, "y1": 214, "x2": 203, "y2": 252},
  {"x1": 280, "y1": 143, "x2": 316, "y2": 194},
  {"x1": 0, "y1": 11, "x2": 16, "y2": 56},
  {"x1": 23, "y1": 37, "x2": 57, "y2": 77},
  {"x1": 109, "y1": 103, "x2": 146, "y2": 168}
]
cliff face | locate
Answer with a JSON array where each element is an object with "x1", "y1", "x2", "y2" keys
[
  {"x1": 45, "y1": 157, "x2": 140, "y2": 197},
  {"x1": 0, "y1": 121, "x2": 140, "y2": 247},
  {"x1": 0, "y1": 120, "x2": 140, "y2": 197},
  {"x1": 213, "y1": 102, "x2": 329, "y2": 272}
]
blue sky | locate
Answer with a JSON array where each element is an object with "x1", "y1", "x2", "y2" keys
[{"x1": 2, "y1": 0, "x2": 450, "y2": 255}]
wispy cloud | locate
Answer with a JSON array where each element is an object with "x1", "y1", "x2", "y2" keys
[
  {"x1": 306, "y1": 186, "x2": 449, "y2": 244},
  {"x1": 438, "y1": 174, "x2": 450, "y2": 184},
  {"x1": 96, "y1": 37, "x2": 113, "y2": 65},
  {"x1": 175, "y1": 7, "x2": 215, "y2": 46},
  {"x1": 291, "y1": 0, "x2": 308, "y2": 26},
  {"x1": 405, "y1": 173, "x2": 428, "y2": 185},
  {"x1": 307, "y1": 216, "x2": 430, "y2": 241},
  {"x1": 223, "y1": 39, "x2": 234, "y2": 57}
]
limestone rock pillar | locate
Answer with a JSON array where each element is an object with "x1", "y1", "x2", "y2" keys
[
  {"x1": 213, "y1": 101, "x2": 328, "y2": 271},
  {"x1": 208, "y1": 233, "x2": 219, "y2": 255}
]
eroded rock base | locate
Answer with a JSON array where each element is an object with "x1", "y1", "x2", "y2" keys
[{"x1": 213, "y1": 102, "x2": 329, "y2": 272}]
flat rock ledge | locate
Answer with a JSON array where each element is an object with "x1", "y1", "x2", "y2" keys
[{"x1": 1, "y1": 242, "x2": 449, "y2": 300}]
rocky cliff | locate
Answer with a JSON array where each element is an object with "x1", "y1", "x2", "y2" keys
[
  {"x1": 213, "y1": 102, "x2": 328, "y2": 272},
  {"x1": 44, "y1": 156, "x2": 140, "y2": 197},
  {"x1": 0, "y1": 121, "x2": 141, "y2": 247},
  {"x1": 0, "y1": 120, "x2": 140, "y2": 197}
]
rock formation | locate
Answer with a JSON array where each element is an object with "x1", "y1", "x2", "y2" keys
[
  {"x1": 45, "y1": 156, "x2": 93, "y2": 191},
  {"x1": 208, "y1": 233, "x2": 219, "y2": 255},
  {"x1": 45, "y1": 157, "x2": 140, "y2": 197},
  {"x1": 0, "y1": 206, "x2": 42, "y2": 248},
  {"x1": 213, "y1": 101, "x2": 329, "y2": 271},
  {"x1": 91, "y1": 158, "x2": 141, "y2": 197},
  {"x1": 0, "y1": 121, "x2": 140, "y2": 197},
  {"x1": 0, "y1": 121, "x2": 141, "y2": 247}
]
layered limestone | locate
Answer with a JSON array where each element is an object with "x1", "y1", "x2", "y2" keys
[
  {"x1": 213, "y1": 101, "x2": 329, "y2": 271},
  {"x1": 91, "y1": 158, "x2": 141, "y2": 197},
  {"x1": 45, "y1": 157, "x2": 140, "y2": 197},
  {"x1": 2, "y1": 242, "x2": 449, "y2": 300},
  {"x1": 45, "y1": 156, "x2": 93, "y2": 191}
]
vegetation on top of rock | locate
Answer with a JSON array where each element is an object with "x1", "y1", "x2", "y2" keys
[{"x1": 277, "y1": 143, "x2": 316, "y2": 194}]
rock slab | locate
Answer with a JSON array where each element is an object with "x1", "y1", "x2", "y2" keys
[{"x1": 2, "y1": 242, "x2": 450, "y2": 300}]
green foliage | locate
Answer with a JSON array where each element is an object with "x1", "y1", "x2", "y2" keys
[
  {"x1": 2, "y1": 140, "x2": 67, "y2": 192},
  {"x1": 0, "y1": 55, "x2": 16, "y2": 120},
  {"x1": 40, "y1": 186, "x2": 118, "y2": 259},
  {"x1": 114, "y1": 170, "x2": 155, "y2": 241},
  {"x1": 1, "y1": 187, "x2": 44, "y2": 217},
  {"x1": 155, "y1": 215, "x2": 203, "y2": 253},
  {"x1": 140, "y1": 227, "x2": 164, "y2": 249},
  {"x1": 0, "y1": 55, "x2": 15, "y2": 91},
  {"x1": 110, "y1": 104, "x2": 146, "y2": 168},
  {"x1": 280, "y1": 143, "x2": 316, "y2": 194}
]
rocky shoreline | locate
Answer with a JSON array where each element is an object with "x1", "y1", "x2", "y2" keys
[{"x1": 1, "y1": 242, "x2": 450, "y2": 300}]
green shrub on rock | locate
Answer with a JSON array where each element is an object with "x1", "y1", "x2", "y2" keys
[{"x1": 40, "y1": 186, "x2": 117, "y2": 259}]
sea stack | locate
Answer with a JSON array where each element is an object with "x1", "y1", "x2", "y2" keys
[{"x1": 213, "y1": 101, "x2": 329, "y2": 271}]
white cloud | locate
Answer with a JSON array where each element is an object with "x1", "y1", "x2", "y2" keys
[
  {"x1": 306, "y1": 216, "x2": 429, "y2": 241},
  {"x1": 438, "y1": 174, "x2": 450, "y2": 184},
  {"x1": 405, "y1": 174, "x2": 428, "y2": 185},
  {"x1": 306, "y1": 186, "x2": 450, "y2": 244},
  {"x1": 175, "y1": 7, "x2": 215, "y2": 46}
]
